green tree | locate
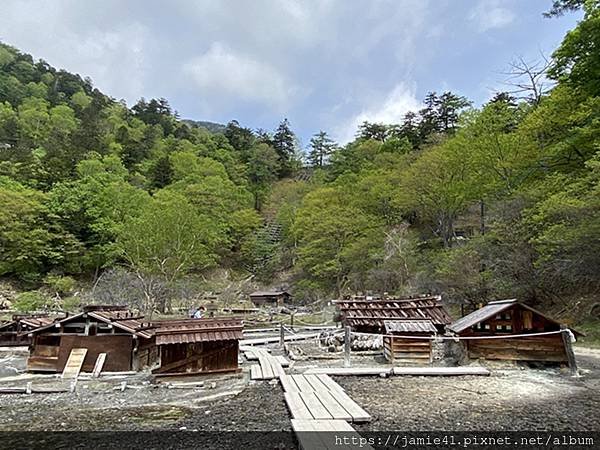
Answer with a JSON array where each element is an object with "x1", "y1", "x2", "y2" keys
[
  {"x1": 246, "y1": 143, "x2": 280, "y2": 210},
  {"x1": 308, "y1": 131, "x2": 336, "y2": 167},
  {"x1": 117, "y1": 191, "x2": 221, "y2": 313},
  {"x1": 272, "y1": 118, "x2": 296, "y2": 177}
]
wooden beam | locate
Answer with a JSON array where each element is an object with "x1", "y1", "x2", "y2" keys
[
  {"x1": 92, "y1": 353, "x2": 106, "y2": 377},
  {"x1": 561, "y1": 328, "x2": 578, "y2": 376}
]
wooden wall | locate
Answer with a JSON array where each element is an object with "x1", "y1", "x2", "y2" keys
[
  {"x1": 155, "y1": 340, "x2": 239, "y2": 376},
  {"x1": 57, "y1": 335, "x2": 134, "y2": 372},
  {"x1": 383, "y1": 336, "x2": 432, "y2": 364},
  {"x1": 0, "y1": 331, "x2": 30, "y2": 346},
  {"x1": 134, "y1": 336, "x2": 159, "y2": 370},
  {"x1": 467, "y1": 334, "x2": 567, "y2": 362},
  {"x1": 458, "y1": 304, "x2": 569, "y2": 363},
  {"x1": 27, "y1": 335, "x2": 61, "y2": 372}
]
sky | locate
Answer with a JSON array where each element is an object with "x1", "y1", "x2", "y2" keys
[{"x1": 0, "y1": 0, "x2": 582, "y2": 145}]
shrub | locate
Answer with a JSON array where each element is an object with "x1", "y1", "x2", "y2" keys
[
  {"x1": 44, "y1": 275, "x2": 76, "y2": 296},
  {"x1": 61, "y1": 296, "x2": 81, "y2": 312},
  {"x1": 13, "y1": 291, "x2": 50, "y2": 312}
]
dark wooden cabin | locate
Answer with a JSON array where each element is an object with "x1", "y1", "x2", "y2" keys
[
  {"x1": 334, "y1": 295, "x2": 452, "y2": 334},
  {"x1": 152, "y1": 318, "x2": 243, "y2": 377},
  {"x1": 447, "y1": 299, "x2": 581, "y2": 363},
  {"x1": 0, "y1": 315, "x2": 54, "y2": 347},
  {"x1": 249, "y1": 291, "x2": 291, "y2": 306},
  {"x1": 383, "y1": 319, "x2": 437, "y2": 364},
  {"x1": 25, "y1": 306, "x2": 156, "y2": 373}
]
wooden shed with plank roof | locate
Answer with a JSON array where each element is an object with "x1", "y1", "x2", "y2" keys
[
  {"x1": 0, "y1": 315, "x2": 55, "y2": 346},
  {"x1": 151, "y1": 317, "x2": 243, "y2": 376},
  {"x1": 334, "y1": 295, "x2": 452, "y2": 334},
  {"x1": 249, "y1": 290, "x2": 291, "y2": 306},
  {"x1": 24, "y1": 305, "x2": 157, "y2": 373},
  {"x1": 382, "y1": 319, "x2": 437, "y2": 364},
  {"x1": 447, "y1": 299, "x2": 581, "y2": 363}
]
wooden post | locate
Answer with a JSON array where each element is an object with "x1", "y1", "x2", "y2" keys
[
  {"x1": 344, "y1": 326, "x2": 351, "y2": 368},
  {"x1": 279, "y1": 323, "x2": 284, "y2": 347},
  {"x1": 561, "y1": 328, "x2": 578, "y2": 376}
]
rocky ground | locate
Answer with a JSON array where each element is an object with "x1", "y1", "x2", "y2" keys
[{"x1": 0, "y1": 346, "x2": 598, "y2": 448}]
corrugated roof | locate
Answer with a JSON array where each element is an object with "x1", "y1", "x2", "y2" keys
[
  {"x1": 335, "y1": 295, "x2": 452, "y2": 328},
  {"x1": 384, "y1": 320, "x2": 437, "y2": 334},
  {"x1": 153, "y1": 318, "x2": 243, "y2": 345}
]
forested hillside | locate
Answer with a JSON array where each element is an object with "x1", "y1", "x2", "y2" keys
[{"x1": 0, "y1": 0, "x2": 599, "y2": 322}]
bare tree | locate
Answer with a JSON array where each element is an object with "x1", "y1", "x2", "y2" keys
[
  {"x1": 89, "y1": 268, "x2": 171, "y2": 317},
  {"x1": 500, "y1": 52, "x2": 554, "y2": 105}
]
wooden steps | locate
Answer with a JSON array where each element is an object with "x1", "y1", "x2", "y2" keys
[{"x1": 281, "y1": 374, "x2": 371, "y2": 423}]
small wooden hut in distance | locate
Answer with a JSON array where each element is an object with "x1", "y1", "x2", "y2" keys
[
  {"x1": 249, "y1": 291, "x2": 291, "y2": 307},
  {"x1": 447, "y1": 299, "x2": 581, "y2": 363}
]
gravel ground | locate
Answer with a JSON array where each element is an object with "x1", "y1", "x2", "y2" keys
[
  {"x1": 0, "y1": 346, "x2": 599, "y2": 449},
  {"x1": 343, "y1": 348, "x2": 600, "y2": 432}
]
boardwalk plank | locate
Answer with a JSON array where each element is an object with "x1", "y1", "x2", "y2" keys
[
  {"x1": 299, "y1": 392, "x2": 332, "y2": 420},
  {"x1": 285, "y1": 392, "x2": 313, "y2": 419},
  {"x1": 291, "y1": 375, "x2": 314, "y2": 393}
]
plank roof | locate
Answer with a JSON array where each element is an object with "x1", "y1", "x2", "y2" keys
[
  {"x1": 334, "y1": 295, "x2": 451, "y2": 328},
  {"x1": 447, "y1": 299, "x2": 582, "y2": 335},
  {"x1": 25, "y1": 309, "x2": 154, "y2": 338},
  {"x1": 384, "y1": 319, "x2": 437, "y2": 334}
]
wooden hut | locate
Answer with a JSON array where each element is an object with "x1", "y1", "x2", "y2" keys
[
  {"x1": 0, "y1": 315, "x2": 54, "y2": 346},
  {"x1": 383, "y1": 319, "x2": 437, "y2": 364},
  {"x1": 249, "y1": 291, "x2": 291, "y2": 306},
  {"x1": 334, "y1": 295, "x2": 452, "y2": 334},
  {"x1": 25, "y1": 306, "x2": 156, "y2": 373},
  {"x1": 447, "y1": 299, "x2": 581, "y2": 363},
  {"x1": 151, "y1": 318, "x2": 243, "y2": 376}
]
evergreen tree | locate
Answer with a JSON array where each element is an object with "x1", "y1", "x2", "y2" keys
[
  {"x1": 356, "y1": 121, "x2": 388, "y2": 142},
  {"x1": 308, "y1": 130, "x2": 336, "y2": 167},
  {"x1": 149, "y1": 156, "x2": 173, "y2": 189},
  {"x1": 272, "y1": 118, "x2": 296, "y2": 177}
]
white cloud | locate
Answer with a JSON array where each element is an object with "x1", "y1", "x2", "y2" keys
[
  {"x1": 469, "y1": 0, "x2": 515, "y2": 32},
  {"x1": 0, "y1": 1, "x2": 150, "y2": 102},
  {"x1": 335, "y1": 83, "x2": 421, "y2": 144},
  {"x1": 183, "y1": 43, "x2": 296, "y2": 110}
]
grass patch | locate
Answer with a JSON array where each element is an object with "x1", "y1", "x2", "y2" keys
[{"x1": 575, "y1": 319, "x2": 600, "y2": 348}]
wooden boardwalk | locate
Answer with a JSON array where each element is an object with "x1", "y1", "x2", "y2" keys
[
  {"x1": 249, "y1": 348, "x2": 287, "y2": 380},
  {"x1": 291, "y1": 419, "x2": 372, "y2": 450},
  {"x1": 245, "y1": 348, "x2": 373, "y2": 448},
  {"x1": 281, "y1": 374, "x2": 371, "y2": 423},
  {"x1": 240, "y1": 332, "x2": 320, "y2": 346}
]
